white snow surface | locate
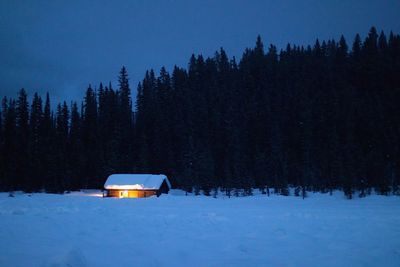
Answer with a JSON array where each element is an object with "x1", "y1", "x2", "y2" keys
[
  {"x1": 104, "y1": 174, "x2": 171, "y2": 190},
  {"x1": 0, "y1": 190, "x2": 400, "y2": 267}
]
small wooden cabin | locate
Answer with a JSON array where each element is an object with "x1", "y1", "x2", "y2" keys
[{"x1": 104, "y1": 174, "x2": 171, "y2": 198}]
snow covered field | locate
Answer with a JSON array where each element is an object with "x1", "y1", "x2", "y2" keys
[{"x1": 0, "y1": 191, "x2": 399, "y2": 267}]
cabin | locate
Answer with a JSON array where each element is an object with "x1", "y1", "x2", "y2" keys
[{"x1": 104, "y1": 174, "x2": 171, "y2": 198}]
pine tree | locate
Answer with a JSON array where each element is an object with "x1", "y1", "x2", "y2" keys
[
  {"x1": 69, "y1": 101, "x2": 82, "y2": 190},
  {"x1": 53, "y1": 102, "x2": 69, "y2": 192},
  {"x1": 29, "y1": 93, "x2": 43, "y2": 191},
  {"x1": 16, "y1": 89, "x2": 30, "y2": 191},
  {"x1": 82, "y1": 85, "x2": 99, "y2": 188},
  {"x1": 2, "y1": 97, "x2": 17, "y2": 191},
  {"x1": 117, "y1": 66, "x2": 134, "y2": 172},
  {"x1": 41, "y1": 93, "x2": 54, "y2": 191}
]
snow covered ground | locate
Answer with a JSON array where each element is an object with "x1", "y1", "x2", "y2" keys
[{"x1": 0, "y1": 190, "x2": 399, "y2": 267}]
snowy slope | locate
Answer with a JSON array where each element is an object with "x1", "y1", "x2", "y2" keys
[{"x1": 0, "y1": 191, "x2": 399, "y2": 267}]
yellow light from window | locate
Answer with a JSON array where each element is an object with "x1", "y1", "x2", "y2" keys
[{"x1": 119, "y1": 190, "x2": 128, "y2": 198}]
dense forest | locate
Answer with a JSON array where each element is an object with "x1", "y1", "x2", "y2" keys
[{"x1": 1, "y1": 27, "x2": 400, "y2": 198}]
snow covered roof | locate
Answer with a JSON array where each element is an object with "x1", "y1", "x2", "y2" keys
[{"x1": 104, "y1": 174, "x2": 171, "y2": 190}]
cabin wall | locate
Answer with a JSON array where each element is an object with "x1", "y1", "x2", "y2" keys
[
  {"x1": 106, "y1": 189, "x2": 157, "y2": 198},
  {"x1": 158, "y1": 180, "x2": 170, "y2": 196}
]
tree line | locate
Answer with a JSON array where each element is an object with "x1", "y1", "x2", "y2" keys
[{"x1": 1, "y1": 27, "x2": 400, "y2": 198}]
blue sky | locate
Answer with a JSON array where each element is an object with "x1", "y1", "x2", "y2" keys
[{"x1": 1, "y1": 0, "x2": 399, "y2": 104}]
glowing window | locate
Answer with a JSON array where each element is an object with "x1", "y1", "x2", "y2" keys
[{"x1": 120, "y1": 190, "x2": 128, "y2": 198}]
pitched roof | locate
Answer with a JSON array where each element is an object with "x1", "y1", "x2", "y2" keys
[{"x1": 104, "y1": 174, "x2": 171, "y2": 190}]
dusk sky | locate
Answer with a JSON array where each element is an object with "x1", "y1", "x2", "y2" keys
[{"x1": 1, "y1": 0, "x2": 399, "y2": 104}]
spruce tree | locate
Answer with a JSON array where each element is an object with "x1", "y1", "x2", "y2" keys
[
  {"x1": 69, "y1": 101, "x2": 82, "y2": 190},
  {"x1": 16, "y1": 89, "x2": 30, "y2": 191},
  {"x1": 117, "y1": 66, "x2": 134, "y2": 172},
  {"x1": 29, "y1": 93, "x2": 43, "y2": 191},
  {"x1": 2, "y1": 98, "x2": 17, "y2": 191},
  {"x1": 82, "y1": 85, "x2": 99, "y2": 188}
]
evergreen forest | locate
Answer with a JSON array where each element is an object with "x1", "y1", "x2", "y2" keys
[{"x1": 1, "y1": 27, "x2": 400, "y2": 198}]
